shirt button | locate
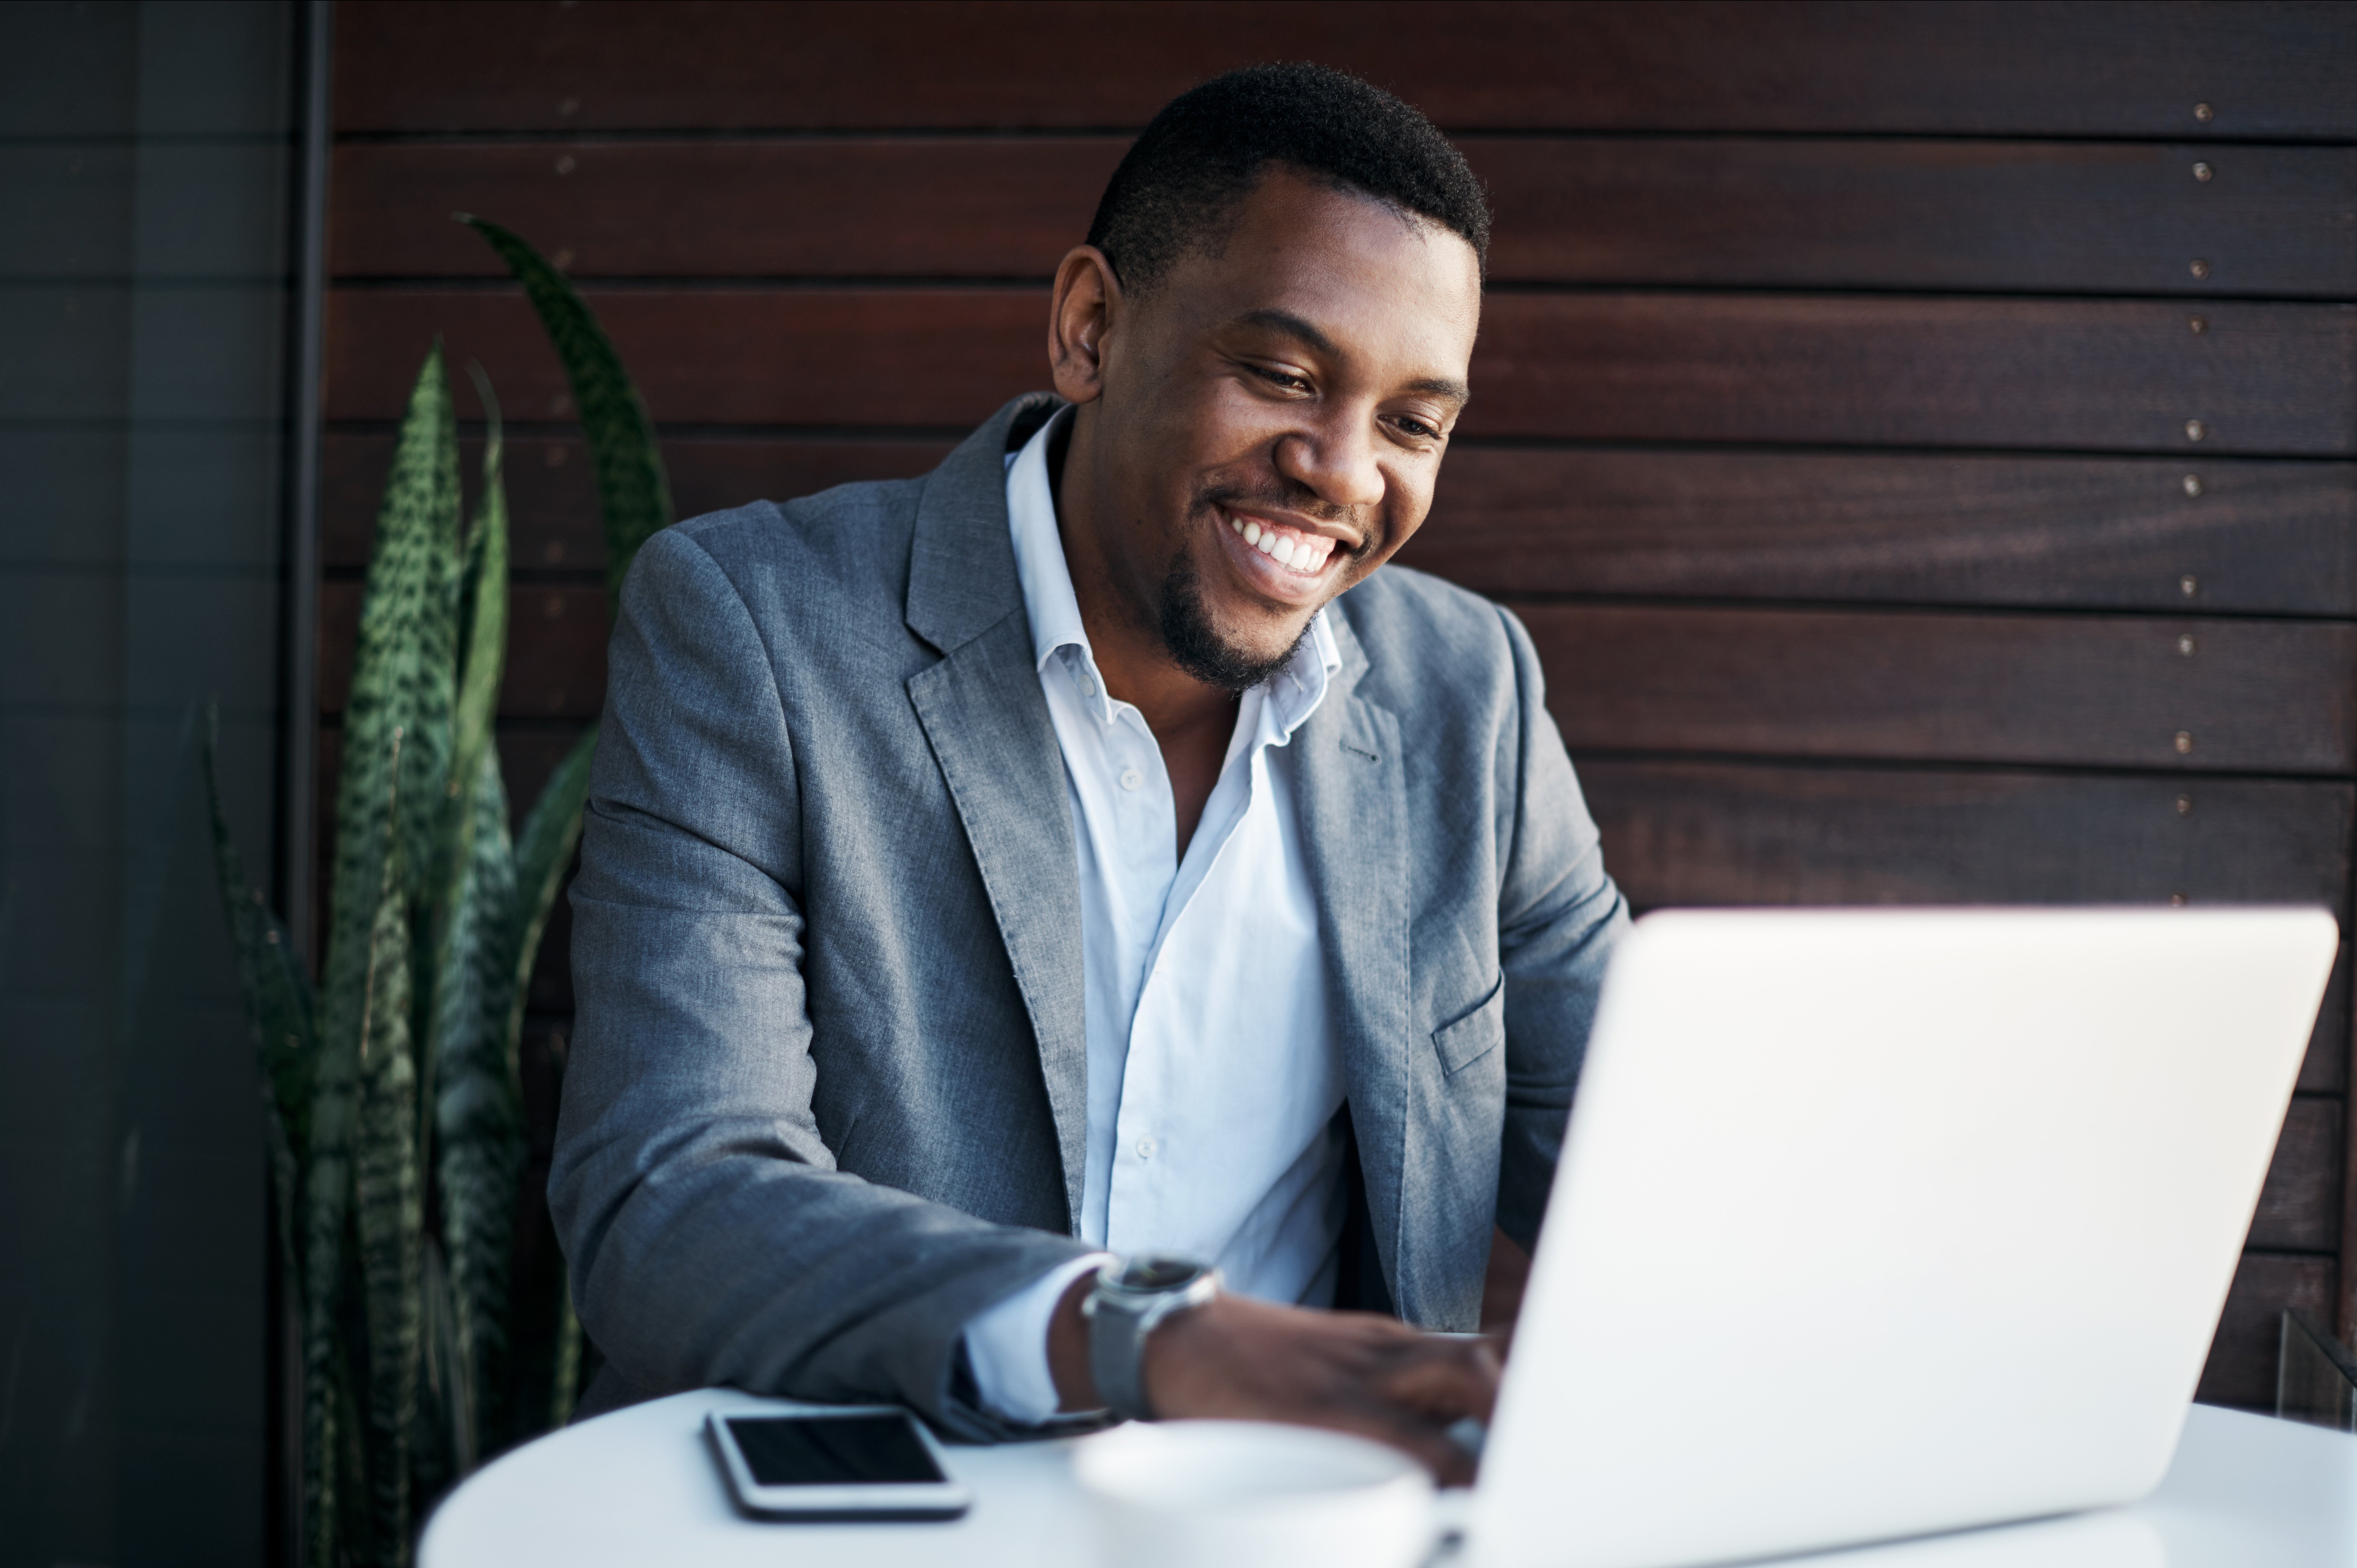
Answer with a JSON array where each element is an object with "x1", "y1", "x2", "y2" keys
[
  {"x1": 1136, "y1": 1136, "x2": 1157, "y2": 1159},
  {"x1": 1119, "y1": 768, "x2": 1143, "y2": 791},
  {"x1": 1078, "y1": 673, "x2": 1097, "y2": 698}
]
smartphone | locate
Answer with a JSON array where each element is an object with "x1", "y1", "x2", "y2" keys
[{"x1": 704, "y1": 1407, "x2": 973, "y2": 1521}]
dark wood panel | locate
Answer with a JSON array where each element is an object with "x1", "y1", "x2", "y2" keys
[
  {"x1": 334, "y1": 1, "x2": 2357, "y2": 139},
  {"x1": 323, "y1": 288, "x2": 1044, "y2": 432},
  {"x1": 1577, "y1": 759, "x2": 2354, "y2": 1085},
  {"x1": 325, "y1": 290, "x2": 2357, "y2": 457},
  {"x1": 321, "y1": 432, "x2": 954, "y2": 571},
  {"x1": 2254, "y1": 1098, "x2": 2344, "y2": 1254},
  {"x1": 2198, "y1": 1251, "x2": 2334, "y2": 1411},
  {"x1": 1473, "y1": 295, "x2": 2357, "y2": 457},
  {"x1": 328, "y1": 140, "x2": 1119, "y2": 281},
  {"x1": 1475, "y1": 140, "x2": 2357, "y2": 300},
  {"x1": 332, "y1": 138, "x2": 2357, "y2": 300},
  {"x1": 1409, "y1": 451, "x2": 2357, "y2": 617},
  {"x1": 1576, "y1": 760, "x2": 2353, "y2": 908},
  {"x1": 317, "y1": 583, "x2": 609, "y2": 719},
  {"x1": 1528, "y1": 605, "x2": 2357, "y2": 774}
]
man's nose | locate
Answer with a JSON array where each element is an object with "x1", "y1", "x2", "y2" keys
[{"x1": 1274, "y1": 413, "x2": 1386, "y2": 515}]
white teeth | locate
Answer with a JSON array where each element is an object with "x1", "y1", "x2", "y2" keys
[
  {"x1": 1275, "y1": 537, "x2": 1299, "y2": 567},
  {"x1": 1256, "y1": 531, "x2": 1276, "y2": 555},
  {"x1": 1243, "y1": 520, "x2": 1262, "y2": 545}
]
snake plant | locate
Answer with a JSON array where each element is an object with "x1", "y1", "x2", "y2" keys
[{"x1": 205, "y1": 223, "x2": 672, "y2": 1567}]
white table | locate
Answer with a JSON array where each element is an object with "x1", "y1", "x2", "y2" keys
[{"x1": 421, "y1": 1388, "x2": 2357, "y2": 1567}]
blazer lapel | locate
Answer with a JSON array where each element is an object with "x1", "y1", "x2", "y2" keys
[
  {"x1": 1293, "y1": 607, "x2": 1413, "y2": 1307},
  {"x1": 904, "y1": 394, "x2": 1091, "y2": 1230}
]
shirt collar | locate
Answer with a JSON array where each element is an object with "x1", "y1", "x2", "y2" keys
[{"x1": 1004, "y1": 407, "x2": 1340, "y2": 742}]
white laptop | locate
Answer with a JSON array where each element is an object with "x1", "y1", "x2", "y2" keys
[{"x1": 1469, "y1": 906, "x2": 2339, "y2": 1568}]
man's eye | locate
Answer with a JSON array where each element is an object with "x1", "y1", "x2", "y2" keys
[
  {"x1": 1395, "y1": 416, "x2": 1442, "y2": 441},
  {"x1": 1251, "y1": 365, "x2": 1311, "y2": 393}
]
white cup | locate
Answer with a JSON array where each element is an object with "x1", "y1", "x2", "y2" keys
[{"x1": 1073, "y1": 1419, "x2": 1437, "y2": 1568}]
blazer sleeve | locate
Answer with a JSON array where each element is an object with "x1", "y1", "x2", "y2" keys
[
  {"x1": 1491, "y1": 602, "x2": 1632, "y2": 1253},
  {"x1": 549, "y1": 526, "x2": 1095, "y2": 1438}
]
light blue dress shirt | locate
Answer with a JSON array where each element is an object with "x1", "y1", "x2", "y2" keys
[{"x1": 961, "y1": 409, "x2": 1349, "y2": 1422}]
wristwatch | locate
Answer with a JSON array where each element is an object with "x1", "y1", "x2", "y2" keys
[{"x1": 1081, "y1": 1254, "x2": 1221, "y2": 1421}]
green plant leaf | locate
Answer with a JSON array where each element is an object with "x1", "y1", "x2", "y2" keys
[
  {"x1": 324, "y1": 346, "x2": 460, "y2": 1079},
  {"x1": 414, "y1": 1235, "x2": 477, "y2": 1499},
  {"x1": 449, "y1": 364, "x2": 508, "y2": 822},
  {"x1": 199, "y1": 708, "x2": 317, "y2": 1279},
  {"x1": 418, "y1": 367, "x2": 515, "y2": 1384},
  {"x1": 505, "y1": 728, "x2": 595, "y2": 1052},
  {"x1": 458, "y1": 215, "x2": 672, "y2": 605},
  {"x1": 352, "y1": 822, "x2": 420, "y2": 1565},
  {"x1": 433, "y1": 747, "x2": 524, "y2": 1454}
]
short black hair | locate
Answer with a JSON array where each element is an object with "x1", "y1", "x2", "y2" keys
[{"x1": 1085, "y1": 63, "x2": 1489, "y2": 295}]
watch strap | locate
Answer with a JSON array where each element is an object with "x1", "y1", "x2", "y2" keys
[{"x1": 1084, "y1": 1257, "x2": 1218, "y2": 1421}]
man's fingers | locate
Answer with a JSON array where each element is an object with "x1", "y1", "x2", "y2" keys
[
  {"x1": 1308, "y1": 1406, "x2": 1482, "y2": 1487},
  {"x1": 1369, "y1": 1337, "x2": 1501, "y2": 1424}
]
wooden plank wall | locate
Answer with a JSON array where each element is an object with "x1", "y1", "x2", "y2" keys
[{"x1": 323, "y1": 0, "x2": 2357, "y2": 1409}]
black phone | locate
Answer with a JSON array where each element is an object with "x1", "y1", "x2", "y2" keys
[{"x1": 704, "y1": 1408, "x2": 973, "y2": 1521}]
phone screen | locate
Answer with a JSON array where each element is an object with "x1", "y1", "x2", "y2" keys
[{"x1": 724, "y1": 1415, "x2": 947, "y2": 1487}]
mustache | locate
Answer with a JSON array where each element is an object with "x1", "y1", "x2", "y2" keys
[{"x1": 1192, "y1": 480, "x2": 1372, "y2": 558}]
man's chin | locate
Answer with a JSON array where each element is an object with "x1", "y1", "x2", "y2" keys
[{"x1": 1158, "y1": 561, "x2": 1313, "y2": 693}]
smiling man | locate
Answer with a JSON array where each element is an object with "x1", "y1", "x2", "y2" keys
[{"x1": 551, "y1": 64, "x2": 1628, "y2": 1478}]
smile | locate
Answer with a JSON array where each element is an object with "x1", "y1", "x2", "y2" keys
[{"x1": 1223, "y1": 511, "x2": 1338, "y2": 575}]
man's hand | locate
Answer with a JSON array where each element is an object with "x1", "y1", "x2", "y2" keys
[{"x1": 1047, "y1": 1277, "x2": 1500, "y2": 1484}]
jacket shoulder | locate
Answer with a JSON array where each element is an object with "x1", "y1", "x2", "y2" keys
[
  {"x1": 1335, "y1": 562, "x2": 1525, "y2": 705},
  {"x1": 630, "y1": 478, "x2": 926, "y2": 622}
]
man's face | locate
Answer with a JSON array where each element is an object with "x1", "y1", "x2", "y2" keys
[{"x1": 1074, "y1": 168, "x2": 1483, "y2": 688}]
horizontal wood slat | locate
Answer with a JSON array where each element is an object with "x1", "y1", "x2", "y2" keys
[
  {"x1": 317, "y1": 582, "x2": 609, "y2": 719},
  {"x1": 324, "y1": 287, "x2": 1043, "y2": 431},
  {"x1": 324, "y1": 290, "x2": 2357, "y2": 457},
  {"x1": 1477, "y1": 140, "x2": 2357, "y2": 299},
  {"x1": 1528, "y1": 605, "x2": 2357, "y2": 774},
  {"x1": 1578, "y1": 758, "x2": 2354, "y2": 1087},
  {"x1": 2199, "y1": 1251, "x2": 2334, "y2": 1411},
  {"x1": 328, "y1": 140, "x2": 1120, "y2": 281},
  {"x1": 321, "y1": 432, "x2": 954, "y2": 571},
  {"x1": 1576, "y1": 760, "x2": 2353, "y2": 908},
  {"x1": 2254, "y1": 1098, "x2": 2344, "y2": 1254},
  {"x1": 1475, "y1": 295, "x2": 2357, "y2": 457},
  {"x1": 333, "y1": 1, "x2": 2357, "y2": 139},
  {"x1": 331, "y1": 137, "x2": 2357, "y2": 301},
  {"x1": 1410, "y1": 452, "x2": 2357, "y2": 616}
]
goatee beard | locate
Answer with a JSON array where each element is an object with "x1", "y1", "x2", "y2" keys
[{"x1": 1157, "y1": 548, "x2": 1310, "y2": 693}]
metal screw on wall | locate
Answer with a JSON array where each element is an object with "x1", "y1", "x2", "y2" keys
[
  {"x1": 2194, "y1": 102, "x2": 2215, "y2": 122},
  {"x1": 2189, "y1": 316, "x2": 2207, "y2": 334},
  {"x1": 2192, "y1": 161, "x2": 2214, "y2": 182},
  {"x1": 2178, "y1": 635, "x2": 2197, "y2": 656},
  {"x1": 2190, "y1": 259, "x2": 2211, "y2": 279},
  {"x1": 2185, "y1": 419, "x2": 2207, "y2": 441},
  {"x1": 2180, "y1": 574, "x2": 2199, "y2": 598},
  {"x1": 2183, "y1": 475, "x2": 2203, "y2": 496},
  {"x1": 2175, "y1": 731, "x2": 2195, "y2": 754}
]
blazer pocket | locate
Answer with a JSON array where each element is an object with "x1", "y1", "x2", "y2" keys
[{"x1": 1432, "y1": 972, "x2": 1506, "y2": 1077}]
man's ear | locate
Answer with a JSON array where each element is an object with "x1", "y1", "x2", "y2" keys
[{"x1": 1047, "y1": 245, "x2": 1121, "y2": 405}]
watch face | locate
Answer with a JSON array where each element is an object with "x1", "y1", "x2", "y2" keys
[{"x1": 1117, "y1": 1256, "x2": 1206, "y2": 1292}]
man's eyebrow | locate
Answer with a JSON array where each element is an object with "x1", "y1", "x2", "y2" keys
[
  {"x1": 1232, "y1": 307, "x2": 1339, "y2": 358},
  {"x1": 1230, "y1": 308, "x2": 1471, "y2": 407}
]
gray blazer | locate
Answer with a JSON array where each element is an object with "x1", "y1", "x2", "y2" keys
[{"x1": 553, "y1": 393, "x2": 1628, "y2": 1437}]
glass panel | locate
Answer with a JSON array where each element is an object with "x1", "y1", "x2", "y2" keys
[{"x1": 0, "y1": 3, "x2": 300, "y2": 1560}]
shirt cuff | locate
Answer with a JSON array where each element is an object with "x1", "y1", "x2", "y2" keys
[{"x1": 961, "y1": 1252, "x2": 1113, "y2": 1425}]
